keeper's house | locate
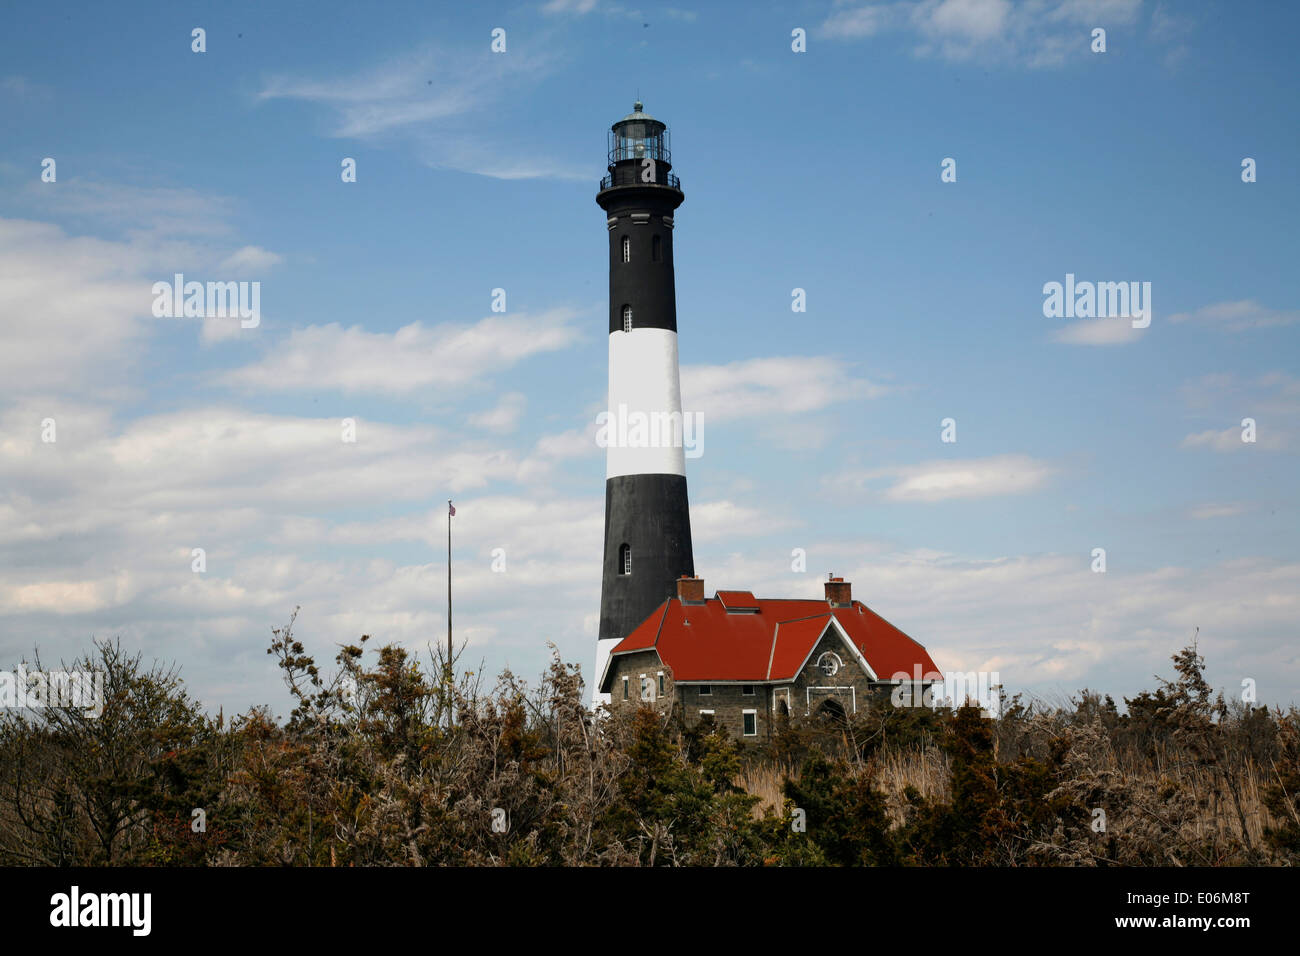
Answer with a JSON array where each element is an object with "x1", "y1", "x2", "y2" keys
[{"x1": 597, "y1": 574, "x2": 940, "y2": 742}]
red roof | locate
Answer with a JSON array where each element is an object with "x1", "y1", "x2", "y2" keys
[{"x1": 601, "y1": 592, "x2": 939, "y2": 690}]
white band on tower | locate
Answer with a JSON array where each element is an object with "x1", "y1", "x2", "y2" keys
[{"x1": 605, "y1": 327, "x2": 687, "y2": 479}]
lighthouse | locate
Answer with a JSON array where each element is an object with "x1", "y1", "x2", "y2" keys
[{"x1": 592, "y1": 102, "x2": 695, "y2": 705}]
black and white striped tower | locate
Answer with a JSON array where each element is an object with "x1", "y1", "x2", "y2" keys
[{"x1": 593, "y1": 102, "x2": 695, "y2": 704}]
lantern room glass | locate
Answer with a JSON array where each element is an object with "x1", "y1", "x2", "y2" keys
[{"x1": 608, "y1": 124, "x2": 671, "y2": 165}]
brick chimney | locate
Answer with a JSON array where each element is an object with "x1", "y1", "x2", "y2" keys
[
  {"x1": 677, "y1": 574, "x2": 705, "y2": 603},
  {"x1": 825, "y1": 574, "x2": 851, "y2": 607}
]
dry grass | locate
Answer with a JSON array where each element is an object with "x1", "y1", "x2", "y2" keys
[
  {"x1": 739, "y1": 762, "x2": 792, "y2": 819},
  {"x1": 874, "y1": 746, "x2": 949, "y2": 828},
  {"x1": 739, "y1": 745, "x2": 1283, "y2": 846}
]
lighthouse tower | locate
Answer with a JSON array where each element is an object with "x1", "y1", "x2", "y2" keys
[{"x1": 592, "y1": 102, "x2": 695, "y2": 704}]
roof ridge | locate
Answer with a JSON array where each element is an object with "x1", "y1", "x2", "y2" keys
[
  {"x1": 651, "y1": 599, "x2": 671, "y2": 647},
  {"x1": 773, "y1": 610, "x2": 833, "y2": 626},
  {"x1": 765, "y1": 622, "x2": 780, "y2": 680}
]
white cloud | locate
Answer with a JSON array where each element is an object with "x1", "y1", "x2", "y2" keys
[
  {"x1": 690, "y1": 500, "x2": 798, "y2": 543},
  {"x1": 681, "y1": 356, "x2": 889, "y2": 422},
  {"x1": 1188, "y1": 503, "x2": 1245, "y2": 520},
  {"x1": 0, "y1": 203, "x2": 287, "y2": 392},
  {"x1": 25, "y1": 179, "x2": 237, "y2": 238},
  {"x1": 828, "y1": 453, "x2": 1056, "y2": 502},
  {"x1": 1048, "y1": 0, "x2": 1141, "y2": 24},
  {"x1": 469, "y1": 392, "x2": 527, "y2": 433},
  {"x1": 221, "y1": 309, "x2": 582, "y2": 394},
  {"x1": 256, "y1": 44, "x2": 582, "y2": 180},
  {"x1": 1052, "y1": 317, "x2": 1147, "y2": 345},
  {"x1": 220, "y1": 245, "x2": 283, "y2": 273},
  {"x1": 819, "y1": 0, "x2": 1148, "y2": 68},
  {"x1": 1168, "y1": 299, "x2": 1299, "y2": 331},
  {"x1": 531, "y1": 426, "x2": 597, "y2": 461},
  {"x1": 541, "y1": 0, "x2": 600, "y2": 13},
  {"x1": 1181, "y1": 426, "x2": 1284, "y2": 452},
  {"x1": 258, "y1": 50, "x2": 491, "y2": 138},
  {"x1": 916, "y1": 0, "x2": 1012, "y2": 44},
  {"x1": 2, "y1": 572, "x2": 135, "y2": 615},
  {"x1": 820, "y1": 1, "x2": 904, "y2": 38},
  {"x1": 0, "y1": 218, "x2": 152, "y2": 396},
  {"x1": 0, "y1": 400, "x2": 616, "y2": 708}
]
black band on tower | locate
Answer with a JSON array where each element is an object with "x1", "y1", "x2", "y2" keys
[{"x1": 598, "y1": 474, "x2": 695, "y2": 644}]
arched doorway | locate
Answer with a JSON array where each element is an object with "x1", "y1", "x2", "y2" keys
[{"x1": 817, "y1": 697, "x2": 848, "y2": 727}]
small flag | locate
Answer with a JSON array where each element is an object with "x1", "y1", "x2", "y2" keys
[{"x1": 448, "y1": 501, "x2": 456, "y2": 517}]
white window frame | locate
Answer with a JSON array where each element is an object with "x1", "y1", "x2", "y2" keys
[
  {"x1": 697, "y1": 685, "x2": 712, "y2": 697},
  {"x1": 640, "y1": 674, "x2": 654, "y2": 702},
  {"x1": 622, "y1": 236, "x2": 630, "y2": 263},
  {"x1": 741, "y1": 685, "x2": 755, "y2": 696},
  {"x1": 698, "y1": 709, "x2": 715, "y2": 720},
  {"x1": 622, "y1": 305, "x2": 633, "y2": 333},
  {"x1": 742, "y1": 709, "x2": 758, "y2": 737},
  {"x1": 816, "y1": 651, "x2": 843, "y2": 677},
  {"x1": 657, "y1": 671, "x2": 665, "y2": 696},
  {"x1": 620, "y1": 543, "x2": 631, "y2": 575},
  {"x1": 772, "y1": 687, "x2": 792, "y2": 714},
  {"x1": 621, "y1": 676, "x2": 629, "y2": 701}
]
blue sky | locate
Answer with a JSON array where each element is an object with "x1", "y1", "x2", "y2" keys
[{"x1": 1, "y1": 0, "x2": 1297, "y2": 716}]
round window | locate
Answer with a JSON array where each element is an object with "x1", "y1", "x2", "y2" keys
[{"x1": 817, "y1": 652, "x2": 841, "y2": 677}]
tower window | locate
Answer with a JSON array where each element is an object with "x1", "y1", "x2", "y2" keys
[
  {"x1": 652, "y1": 234, "x2": 662, "y2": 262},
  {"x1": 619, "y1": 543, "x2": 631, "y2": 575},
  {"x1": 622, "y1": 236, "x2": 630, "y2": 263},
  {"x1": 622, "y1": 305, "x2": 632, "y2": 333}
]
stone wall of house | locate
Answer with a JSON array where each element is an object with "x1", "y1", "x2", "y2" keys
[
  {"x1": 603, "y1": 649, "x2": 674, "y2": 713},
  {"x1": 679, "y1": 682, "x2": 771, "y2": 741}
]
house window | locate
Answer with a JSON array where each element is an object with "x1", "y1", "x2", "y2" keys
[
  {"x1": 622, "y1": 676, "x2": 628, "y2": 700},
  {"x1": 698, "y1": 685, "x2": 712, "y2": 697},
  {"x1": 622, "y1": 305, "x2": 632, "y2": 333},
  {"x1": 658, "y1": 672, "x2": 665, "y2": 695},
  {"x1": 619, "y1": 543, "x2": 631, "y2": 575},
  {"x1": 640, "y1": 675, "x2": 653, "y2": 701},
  {"x1": 742, "y1": 710, "x2": 757, "y2": 736},
  {"x1": 652, "y1": 234, "x2": 662, "y2": 262},
  {"x1": 698, "y1": 710, "x2": 715, "y2": 723},
  {"x1": 817, "y1": 652, "x2": 842, "y2": 677},
  {"x1": 742, "y1": 685, "x2": 755, "y2": 696},
  {"x1": 622, "y1": 236, "x2": 630, "y2": 263}
]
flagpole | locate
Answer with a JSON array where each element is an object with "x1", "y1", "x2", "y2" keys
[{"x1": 447, "y1": 499, "x2": 453, "y2": 672}]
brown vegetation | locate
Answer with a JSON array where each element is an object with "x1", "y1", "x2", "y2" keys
[{"x1": 1, "y1": 615, "x2": 1297, "y2": 866}]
